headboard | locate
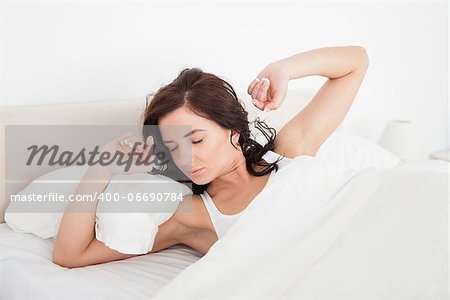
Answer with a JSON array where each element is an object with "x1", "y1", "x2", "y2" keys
[{"x1": 0, "y1": 88, "x2": 344, "y2": 223}]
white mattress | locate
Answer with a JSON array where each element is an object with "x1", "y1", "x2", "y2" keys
[{"x1": 0, "y1": 223, "x2": 202, "y2": 300}]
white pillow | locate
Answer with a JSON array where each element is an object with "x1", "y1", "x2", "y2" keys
[
  {"x1": 315, "y1": 132, "x2": 401, "y2": 170},
  {"x1": 95, "y1": 172, "x2": 191, "y2": 254},
  {"x1": 4, "y1": 166, "x2": 192, "y2": 254}
]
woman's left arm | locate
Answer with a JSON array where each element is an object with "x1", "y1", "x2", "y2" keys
[
  {"x1": 281, "y1": 45, "x2": 369, "y2": 81},
  {"x1": 249, "y1": 46, "x2": 369, "y2": 158}
]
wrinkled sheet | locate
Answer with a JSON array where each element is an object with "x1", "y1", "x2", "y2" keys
[
  {"x1": 152, "y1": 156, "x2": 448, "y2": 299},
  {"x1": 0, "y1": 223, "x2": 202, "y2": 300}
]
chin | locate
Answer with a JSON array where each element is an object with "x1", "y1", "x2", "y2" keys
[
  {"x1": 191, "y1": 178, "x2": 205, "y2": 185},
  {"x1": 186, "y1": 169, "x2": 209, "y2": 185},
  {"x1": 191, "y1": 175, "x2": 208, "y2": 186}
]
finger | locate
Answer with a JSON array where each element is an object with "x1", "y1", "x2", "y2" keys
[
  {"x1": 140, "y1": 150, "x2": 156, "y2": 165},
  {"x1": 143, "y1": 136, "x2": 155, "y2": 151},
  {"x1": 262, "y1": 99, "x2": 278, "y2": 112},
  {"x1": 119, "y1": 138, "x2": 131, "y2": 149},
  {"x1": 247, "y1": 78, "x2": 261, "y2": 95},
  {"x1": 251, "y1": 98, "x2": 264, "y2": 111},
  {"x1": 257, "y1": 78, "x2": 270, "y2": 102},
  {"x1": 139, "y1": 137, "x2": 154, "y2": 162},
  {"x1": 141, "y1": 135, "x2": 155, "y2": 156},
  {"x1": 128, "y1": 136, "x2": 148, "y2": 151},
  {"x1": 137, "y1": 149, "x2": 154, "y2": 165},
  {"x1": 121, "y1": 138, "x2": 138, "y2": 149},
  {"x1": 262, "y1": 93, "x2": 282, "y2": 112},
  {"x1": 251, "y1": 79, "x2": 264, "y2": 101},
  {"x1": 251, "y1": 79, "x2": 264, "y2": 100},
  {"x1": 119, "y1": 138, "x2": 139, "y2": 154},
  {"x1": 131, "y1": 147, "x2": 146, "y2": 165},
  {"x1": 262, "y1": 103, "x2": 271, "y2": 113}
]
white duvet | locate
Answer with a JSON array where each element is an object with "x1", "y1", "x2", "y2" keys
[{"x1": 152, "y1": 155, "x2": 448, "y2": 299}]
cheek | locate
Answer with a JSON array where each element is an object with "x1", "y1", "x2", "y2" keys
[
  {"x1": 206, "y1": 137, "x2": 225, "y2": 154},
  {"x1": 208, "y1": 138, "x2": 233, "y2": 163}
]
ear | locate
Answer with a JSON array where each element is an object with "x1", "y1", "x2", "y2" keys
[{"x1": 230, "y1": 129, "x2": 241, "y2": 146}]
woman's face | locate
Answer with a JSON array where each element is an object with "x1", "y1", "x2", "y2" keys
[{"x1": 158, "y1": 106, "x2": 240, "y2": 184}]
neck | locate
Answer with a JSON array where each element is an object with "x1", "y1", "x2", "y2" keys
[{"x1": 207, "y1": 158, "x2": 270, "y2": 197}]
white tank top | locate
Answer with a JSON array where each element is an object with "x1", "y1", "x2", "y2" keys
[{"x1": 200, "y1": 150, "x2": 289, "y2": 239}]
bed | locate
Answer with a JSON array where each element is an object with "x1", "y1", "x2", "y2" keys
[
  {"x1": 1, "y1": 91, "x2": 448, "y2": 299},
  {"x1": 0, "y1": 223, "x2": 202, "y2": 299}
]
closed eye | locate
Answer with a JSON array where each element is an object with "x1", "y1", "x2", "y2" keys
[{"x1": 169, "y1": 139, "x2": 203, "y2": 152}]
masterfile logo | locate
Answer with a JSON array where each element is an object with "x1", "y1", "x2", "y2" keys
[{"x1": 4, "y1": 125, "x2": 194, "y2": 213}]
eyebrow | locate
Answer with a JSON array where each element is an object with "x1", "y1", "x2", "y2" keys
[{"x1": 163, "y1": 129, "x2": 207, "y2": 143}]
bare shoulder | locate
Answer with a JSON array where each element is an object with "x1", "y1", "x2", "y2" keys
[
  {"x1": 151, "y1": 194, "x2": 217, "y2": 255},
  {"x1": 173, "y1": 194, "x2": 212, "y2": 230},
  {"x1": 173, "y1": 194, "x2": 218, "y2": 254}
]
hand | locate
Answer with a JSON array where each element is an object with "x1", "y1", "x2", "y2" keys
[
  {"x1": 98, "y1": 132, "x2": 157, "y2": 176},
  {"x1": 247, "y1": 61, "x2": 289, "y2": 112}
]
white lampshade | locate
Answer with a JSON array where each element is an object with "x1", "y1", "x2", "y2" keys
[{"x1": 377, "y1": 119, "x2": 423, "y2": 160}]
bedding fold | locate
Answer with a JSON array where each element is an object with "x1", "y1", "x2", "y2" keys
[{"x1": 151, "y1": 156, "x2": 448, "y2": 299}]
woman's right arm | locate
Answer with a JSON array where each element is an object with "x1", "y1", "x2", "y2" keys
[
  {"x1": 52, "y1": 133, "x2": 158, "y2": 268},
  {"x1": 52, "y1": 166, "x2": 137, "y2": 268}
]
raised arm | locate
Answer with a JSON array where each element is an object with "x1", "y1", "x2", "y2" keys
[{"x1": 248, "y1": 46, "x2": 369, "y2": 158}]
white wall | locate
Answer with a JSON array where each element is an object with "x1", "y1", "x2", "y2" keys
[{"x1": 0, "y1": 0, "x2": 447, "y2": 158}]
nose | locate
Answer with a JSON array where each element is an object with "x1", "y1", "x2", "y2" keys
[
  {"x1": 171, "y1": 143, "x2": 195, "y2": 173},
  {"x1": 178, "y1": 154, "x2": 194, "y2": 173}
]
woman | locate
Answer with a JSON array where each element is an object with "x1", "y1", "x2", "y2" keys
[{"x1": 53, "y1": 46, "x2": 369, "y2": 268}]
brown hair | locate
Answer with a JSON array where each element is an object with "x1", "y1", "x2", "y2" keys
[{"x1": 142, "y1": 67, "x2": 284, "y2": 195}]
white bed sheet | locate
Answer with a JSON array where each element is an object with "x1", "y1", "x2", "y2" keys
[
  {"x1": 0, "y1": 159, "x2": 448, "y2": 300},
  {"x1": 0, "y1": 223, "x2": 202, "y2": 300}
]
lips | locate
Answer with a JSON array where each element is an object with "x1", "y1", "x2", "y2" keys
[{"x1": 189, "y1": 168, "x2": 203, "y2": 174}]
